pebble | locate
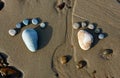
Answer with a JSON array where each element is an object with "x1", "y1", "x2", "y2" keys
[
  {"x1": 59, "y1": 56, "x2": 68, "y2": 64},
  {"x1": 16, "y1": 23, "x2": 22, "y2": 29},
  {"x1": 32, "y1": 18, "x2": 39, "y2": 25},
  {"x1": 8, "y1": 29, "x2": 17, "y2": 36},
  {"x1": 72, "y1": 22, "x2": 80, "y2": 29},
  {"x1": 76, "y1": 60, "x2": 87, "y2": 69},
  {"x1": 81, "y1": 22, "x2": 87, "y2": 28},
  {"x1": 87, "y1": 23, "x2": 95, "y2": 30},
  {"x1": 98, "y1": 33, "x2": 105, "y2": 39},
  {"x1": 22, "y1": 28, "x2": 38, "y2": 52},
  {"x1": 101, "y1": 49, "x2": 113, "y2": 60},
  {"x1": 40, "y1": 22, "x2": 46, "y2": 28},
  {"x1": 95, "y1": 28, "x2": 101, "y2": 33},
  {"x1": 23, "y1": 19, "x2": 30, "y2": 25},
  {"x1": 77, "y1": 30, "x2": 93, "y2": 50}
]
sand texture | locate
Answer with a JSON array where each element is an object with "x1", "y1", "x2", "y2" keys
[{"x1": 0, "y1": 0, "x2": 120, "y2": 78}]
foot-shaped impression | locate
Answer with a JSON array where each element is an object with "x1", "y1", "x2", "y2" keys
[
  {"x1": 73, "y1": 21, "x2": 106, "y2": 51},
  {"x1": 8, "y1": 18, "x2": 52, "y2": 52}
]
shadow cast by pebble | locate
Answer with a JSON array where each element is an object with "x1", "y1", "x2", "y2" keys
[
  {"x1": 34, "y1": 22, "x2": 53, "y2": 50},
  {"x1": 0, "y1": 1, "x2": 4, "y2": 11},
  {"x1": 0, "y1": 52, "x2": 9, "y2": 66}
]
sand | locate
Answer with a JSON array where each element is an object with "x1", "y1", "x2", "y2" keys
[{"x1": 0, "y1": 0, "x2": 120, "y2": 78}]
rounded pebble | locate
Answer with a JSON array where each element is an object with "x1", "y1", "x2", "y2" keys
[
  {"x1": 72, "y1": 22, "x2": 80, "y2": 29},
  {"x1": 32, "y1": 18, "x2": 39, "y2": 25},
  {"x1": 98, "y1": 33, "x2": 105, "y2": 39},
  {"x1": 40, "y1": 22, "x2": 46, "y2": 28},
  {"x1": 16, "y1": 23, "x2": 22, "y2": 29},
  {"x1": 76, "y1": 60, "x2": 87, "y2": 69},
  {"x1": 101, "y1": 49, "x2": 113, "y2": 60},
  {"x1": 95, "y1": 28, "x2": 101, "y2": 33},
  {"x1": 59, "y1": 56, "x2": 68, "y2": 64},
  {"x1": 8, "y1": 29, "x2": 17, "y2": 36},
  {"x1": 23, "y1": 19, "x2": 30, "y2": 25},
  {"x1": 81, "y1": 22, "x2": 87, "y2": 28},
  {"x1": 87, "y1": 23, "x2": 95, "y2": 30}
]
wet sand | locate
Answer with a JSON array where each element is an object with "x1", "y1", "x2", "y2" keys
[{"x1": 0, "y1": 0, "x2": 120, "y2": 78}]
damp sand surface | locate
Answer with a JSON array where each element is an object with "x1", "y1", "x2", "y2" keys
[{"x1": 0, "y1": 0, "x2": 120, "y2": 78}]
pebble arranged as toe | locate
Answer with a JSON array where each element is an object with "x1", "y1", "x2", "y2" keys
[
  {"x1": 98, "y1": 33, "x2": 105, "y2": 39},
  {"x1": 87, "y1": 23, "x2": 95, "y2": 30},
  {"x1": 16, "y1": 23, "x2": 22, "y2": 29},
  {"x1": 72, "y1": 22, "x2": 80, "y2": 29},
  {"x1": 8, "y1": 29, "x2": 17, "y2": 36},
  {"x1": 81, "y1": 21, "x2": 87, "y2": 28},
  {"x1": 23, "y1": 19, "x2": 30, "y2": 25},
  {"x1": 32, "y1": 18, "x2": 39, "y2": 25},
  {"x1": 40, "y1": 22, "x2": 46, "y2": 28}
]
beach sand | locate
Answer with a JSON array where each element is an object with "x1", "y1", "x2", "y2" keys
[{"x1": 0, "y1": 0, "x2": 120, "y2": 78}]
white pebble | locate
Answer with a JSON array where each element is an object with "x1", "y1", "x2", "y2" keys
[
  {"x1": 40, "y1": 22, "x2": 46, "y2": 28},
  {"x1": 88, "y1": 24, "x2": 95, "y2": 30},
  {"x1": 8, "y1": 29, "x2": 17, "y2": 36},
  {"x1": 72, "y1": 23, "x2": 80, "y2": 29},
  {"x1": 98, "y1": 33, "x2": 105, "y2": 39},
  {"x1": 81, "y1": 22, "x2": 87, "y2": 28}
]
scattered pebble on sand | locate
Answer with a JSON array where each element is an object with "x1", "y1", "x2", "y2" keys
[
  {"x1": 8, "y1": 29, "x2": 17, "y2": 36},
  {"x1": 101, "y1": 49, "x2": 113, "y2": 60},
  {"x1": 59, "y1": 56, "x2": 68, "y2": 64},
  {"x1": 72, "y1": 22, "x2": 80, "y2": 29},
  {"x1": 76, "y1": 60, "x2": 87, "y2": 69}
]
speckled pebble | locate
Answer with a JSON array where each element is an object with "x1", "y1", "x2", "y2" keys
[
  {"x1": 16, "y1": 23, "x2": 22, "y2": 29},
  {"x1": 8, "y1": 29, "x2": 17, "y2": 36},
  {"x1": 98, "y1": 33, "x2": 105, "y2": 39},
  {"x1": 32, "y1": 18, "x2": 39, "y2": 25},
  {"x1": 40, "y1": 22, "x2": 46, "y2": 28},
  {"x1": 23, "y1": 19, "x2": 30, "y2": 25},
  {"x1": 72, "y1": 22, "x2": 80, "y2": 29},
  {"x1": 87, "y1": 23, "x2": 95, "y2": 30}
]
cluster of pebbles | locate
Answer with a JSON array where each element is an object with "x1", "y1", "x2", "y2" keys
[
  {"x1": 73, "y1": 21, "x2": 106, "y2": 50},
  {"x1": 8, "y1": 18, "x2": 46, "y2": 37}
]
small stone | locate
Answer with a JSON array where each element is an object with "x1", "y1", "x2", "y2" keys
[
  {"x1": 95, "y1": 28, "x2": 101, "y2": 33},
  {"x1": 72, "y1": 22, "x2": 80, "y2": 29},
  {"x1": 87, "y1": 23, "x2": 95, "y2": 30},
  {"x1": 77, "y1": 30, "x2": 93, "y2": 50},
  {"x1": 101, "y1": 49, "x2": 113, "y2": 60},
  {"x1": 98, "y1": 33, "x2": 105, "y2": 39},
  {"x1": 23, "y1": 19, "x2": 30, "y2": 25},
  {"x1": 76, "y1": 60, "x2": 87, "y2": 69},
  {"x1": 8, "y1": 29, "x2": 17, "y2": 36},
  {"x1": 32, "y1": 18, "x2": 39, "y2": 25},
  {"x1": 16, "y1": 23, "x2": 22, "y2": 29},
  {"x1": 40, "y1": 22, "x2": 46, "y2": 28},
  {"x1": 59, "y1": 56, "x2": 68, "y2": 64},
  {"x1": 81, "y1": 22, "x2": 87, "y2": 28}
]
